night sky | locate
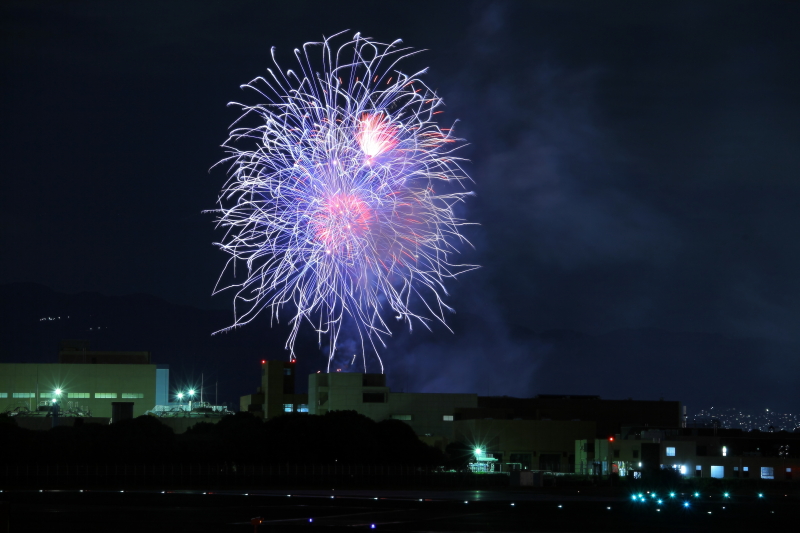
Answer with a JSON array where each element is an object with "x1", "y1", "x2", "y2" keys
[{"x1": 2, "y1": 1, "x2": 799, "y2": 410}]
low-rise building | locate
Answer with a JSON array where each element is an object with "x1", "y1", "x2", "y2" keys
[
  {"x1": 308, "y1": 371, "x2": 477, "y2": 441},
  {"x1": 240, "y1": 360, "x2": 308, "y2": 419},
  {"x1": 456, "y1": 418, "x2": 596, "y2": 472},
  {"x1": 578, "y1": 426, "x2": 800, "y2": 481},
  {"x1": 0, "y1": 361, "x2": 167, "y2": 418}
]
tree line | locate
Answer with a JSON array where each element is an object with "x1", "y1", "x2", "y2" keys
[{"x1": 0, "y1": 410, "x2": 448, "y2": 466}]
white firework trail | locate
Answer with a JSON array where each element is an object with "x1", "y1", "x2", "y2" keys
[{"x1": 211, "y1": 31, "x2": 475, "y2": 372}]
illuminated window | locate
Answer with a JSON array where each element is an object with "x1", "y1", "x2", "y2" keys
[
  {"x1": 297, "y1": 404, "x2": 308, "y2": 413},
  {"x1": 122, "y1": 393, "x2": 143, "y2": 398},
  {"x1": 68, "y1": 393, "x2": 89, "y2": 398},
  {"x1": 283, "y1": 368, "x2": 292, "y2": 375},
  {"x1": 710, "y1": 465, "x2": 724, "y2": 479},
  {"x1": 761, "y1": 467, "x2": 774, "y2": 480},
  {"x1": 283, "y1": 403, "x2": 293, "y2": 412},
  {"x1": 666, "y1": 447, "x2": 676, "y2": 457},
  {"x1": 40, "y1": 392, "x2": 55, "y2": 399},
  {"x1": 0, "y1": 393, "x2": 7, "y2": 398},
  {"x1": 391, "y1": 414, "x2": 412, "y2": 421},
  {"x1": 95, "y1": 393, "x2": 117, "y2": 399},
  {"x1": 443, "y1": 415, "x2": 454, "y2": 421},
  {"x1": 12, "y1": 393, "x2": 34, "y2": 398}
]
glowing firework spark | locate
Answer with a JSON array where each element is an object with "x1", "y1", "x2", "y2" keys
[{"x1": 212, "y1": 31, "x2": 474, "y2": 371}]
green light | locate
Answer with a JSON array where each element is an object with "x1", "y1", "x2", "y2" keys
[
  {"x1": 188, "y1": 389, "x2": 195, "y2": 396},
  {"x1": 724, "y1": 492, "x2": 729, "y2": 498},
  {"x1": 55, "y1": 388, "x2": 62, "y2": 396}
]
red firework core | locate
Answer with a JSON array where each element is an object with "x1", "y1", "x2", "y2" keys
[{"x1": 312, "y1": 193, "x2": 373, "y2": 255}]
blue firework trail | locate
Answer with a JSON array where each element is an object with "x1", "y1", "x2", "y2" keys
[{"x1": 212, "y1": 31, "x2": 474, "y2": 371}]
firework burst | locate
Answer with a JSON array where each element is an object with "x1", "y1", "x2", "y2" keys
[{"x1": 212, "y1": 31, "x2": 474, "y2": 371}]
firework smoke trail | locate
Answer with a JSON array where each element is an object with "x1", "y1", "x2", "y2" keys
[{"x1": 212, "y1": 31, "x2": 475, "y2": 372}]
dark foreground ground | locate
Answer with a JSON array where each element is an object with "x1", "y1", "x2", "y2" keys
[{"x1": 2, "y1": 486, "x2": 797, "y2": 533}]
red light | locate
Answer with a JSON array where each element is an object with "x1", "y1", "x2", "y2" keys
[
  {"x1": 609, "y1": 437, "x2": 615, "y2": 442},
  {"x1": 291, "y1": 359, "x2": 296, "y2": 363},
  {"x1": 261, "y1": 360, "x2": 266, "y2": 364}
]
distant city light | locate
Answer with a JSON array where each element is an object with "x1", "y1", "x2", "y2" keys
[{"x1": 690, "y1": 407, "x2": 798, "y2": 432}]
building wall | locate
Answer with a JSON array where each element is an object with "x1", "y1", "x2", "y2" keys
[
  {"x1": 579, "y1": 432, "x2": 800, "y2": 481},
  {"x1": 308, "y1": 372, "x2": 477, "y2": 440},
  {"x1": 455, "y1": 419, "x2": 596, "y2": 471},
  {"x1": 0, "y1": 363, "x2": 158, "y2": 418},
  {"x1": 240, "y1": 393, "x2": 265, "y2": 418},
  {"x1": 658, "y1": 439, "x2": 799, "y2": 481},
  {"x1": 462, "y1": 397, "x2": 681, "y2": 437},
  {"x1": 240, "y1": 361, "x2": 308, "y2": 419}
]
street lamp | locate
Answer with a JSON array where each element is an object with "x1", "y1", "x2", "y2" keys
[{"x1": 177, "y1": 392, "x2": 184, "y2": 404}]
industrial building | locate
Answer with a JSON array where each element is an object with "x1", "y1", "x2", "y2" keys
[
  {"x1": 460, "y1": 395, "x2": 681, "y2": 436},
  {"x1": 455, "y1": 418, "x2": 596, "y2": 472},
  {"x1": 576, "y1": 426, "x2": 800, "y2": 481},
  {"x1": 240, "y1": 364, "x2": 683, "y2": 467},
  {"x1": 240, "y1": 360, "x2": 309, "y2": 419},
  {"x1": 240, "y1": 362, "x2": 478, "y2": 444},
  {"x1": 1, "y1": 341, "x2": 168, "y2": 419},
  {"x1": 308, "y1": 371, "x2": 478, "y2": 442}
]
